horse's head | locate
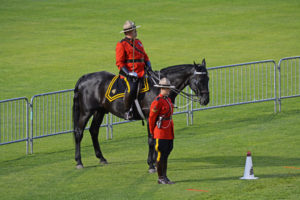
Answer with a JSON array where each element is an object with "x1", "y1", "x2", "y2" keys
[{"x1": 189, "y1": 59, "x2": 209, "y2": 106}]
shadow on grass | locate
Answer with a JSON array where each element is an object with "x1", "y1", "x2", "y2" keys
[
  {"x1": 171, "y1": 155, "x2": 300, "y2": 168},
  {"x1": 0, "y1": 144, "x2": 96, "y2": 175},
  {"x1": 2, "y1": 152, "x2": 300, "y2": 176},
  {"x1": 0, "y1": 142, "x2": 148, "y2": 176},
  {"x1": 176, "y1": 173, "x2": 300, "y2": 183}
]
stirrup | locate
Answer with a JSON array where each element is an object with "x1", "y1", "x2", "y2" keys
[{"x1": 124, "y1": 111, "x2": 133, "y2": 120}]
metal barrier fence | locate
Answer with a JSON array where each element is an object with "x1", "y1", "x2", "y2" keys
[
  {"x1": 30, "y1": 89, "x2": 110, "y2": 153},
  {"x1": 278, "y1": 56, "x2": 300, "y2": 112},
  {"x1": 189, "y1": 60, "x2": 277, "y2": 124},
  {"x1": 0, "y1": 97, "x2": 29, "y2": 154},
  {"x1": 0, "y1": 57, "x2": 299, "y2": 154}
]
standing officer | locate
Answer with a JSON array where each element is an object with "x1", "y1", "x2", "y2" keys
[
  {"x1": 148, "y1": 78, "x2": 176, "y2": 184},
  {"x1": 116, "y1": 20, "x2": 153, "y2": 120}
]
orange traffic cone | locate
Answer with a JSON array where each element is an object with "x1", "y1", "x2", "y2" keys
[{"x1": 240, "y1": 151, "x2": 258, "y2": 180}]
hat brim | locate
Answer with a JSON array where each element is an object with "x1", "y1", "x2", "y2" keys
[
  {"x1": 154, "y1": 84, "x2": 176, "y2": 89},
  {"x1": 120, "y1": 25, "x2": 141, "y2": 33}
]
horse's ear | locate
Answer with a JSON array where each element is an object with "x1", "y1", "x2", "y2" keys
[
  {"x1": 193, "y1": 61, "x2": 197, "y2": 66},
  {"x1": 202, "y1": 59, "x2": 206, "y2": 66}
]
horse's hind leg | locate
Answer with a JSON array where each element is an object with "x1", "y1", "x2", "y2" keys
[
  {"x1": 89, "y1": 109, "x2": 108, "y2": 164},
  {"x1": 74, "y1": 113, "x2": 91, "y2": 169}
]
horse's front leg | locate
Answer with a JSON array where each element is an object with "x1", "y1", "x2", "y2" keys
[
  {"x1": 147, "y1": 121, "x2": 157, "y2": 173},
  {"x1": 89, "y1": 110, "x2": 108, "y2": 164}
]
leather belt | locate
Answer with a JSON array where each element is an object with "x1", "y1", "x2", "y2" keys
[
  {"x1": 125, "y1": 59, "x2": 144, "y2": 63},
  {"x1": 162, "y1": 117, "x2": 172, "y2": 121}
]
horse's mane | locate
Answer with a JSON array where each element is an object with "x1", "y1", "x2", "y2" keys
[{"x1": 160, "y1": 64, "x2": 193, "y2": 74}]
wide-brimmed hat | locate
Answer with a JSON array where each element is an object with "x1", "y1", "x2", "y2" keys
[
  {"x1": 154, "y1": 78, "x2": 175, "y2": 89},
  {"x1": 120, "y1": 20, "x2": 141, "y2": 33}
]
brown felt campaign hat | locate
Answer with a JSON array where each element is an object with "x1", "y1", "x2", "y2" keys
[
  {"x1": 154, "y1": 78, "x2": 175, "y2": 89},
  {"x1": 120, "y1": 20, "x2": 141, "y2": 33}
]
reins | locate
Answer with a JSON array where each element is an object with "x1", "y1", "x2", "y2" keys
[{"x1": 147, "y1": 70, "x2": 204, "y2": 103}]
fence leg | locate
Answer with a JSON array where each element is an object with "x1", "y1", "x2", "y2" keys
[
  {"x1": 110, "y1": 114, "x2": 113, "y2": 139},
  {"x1": 186, "y1": 88, "x2": 190, "y2": 126},
  {"x1": 278, "y1": 99, "x2": 281, "y2": 112},
  {"x1": 190, "y1": 88, "x2": 194, "y2": 125},
  {"x1": 277, "y1": 61, "x2": 281, "y2": 112},
  {"x1": 186, "y1": 111, "x2": 189, "y2": 126},
  {"x1": 274, "y1": 62, "x2": 278, "y2": 113},
  {"x1": 26, "y1": 100, "x2": 29, "y2": 155},
  {"x1": 106, "y1": 114, "x2": 109, "y2": 140},
  {"x1": 29, "y1": 103, "x2": 33, "y2": 154}
]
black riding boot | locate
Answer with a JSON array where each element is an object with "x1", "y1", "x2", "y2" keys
[
  {"x1": 156, "y1": 161, "x2": 167, "y2": 184},
  {"x1": 123, "y1": 90, "x2": 134, "y2": 120},
  {"x1": 123, "y1": 78, "x2": 138, "y2": 120},
  {"x1": 163, "y1": 160, "x2": 175, "y2": 184}
]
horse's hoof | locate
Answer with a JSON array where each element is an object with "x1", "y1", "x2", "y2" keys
[
  {"x1": 148, "y1": 168, "x2": 156, "y2": 173},
  {"x1": 76, "y1": 164, "x2": 84, "y2": 169},
  {"x1": 100, "y1": 160, "x2": 108, "y2": 165}
]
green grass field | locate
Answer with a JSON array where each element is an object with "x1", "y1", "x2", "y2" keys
[{"x1": 1, "y1": 0, "x2": 300, "y2": 199}]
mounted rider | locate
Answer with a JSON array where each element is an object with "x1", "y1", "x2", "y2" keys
[{"x1": 116, "y1": 20, "x2": 153, "y2": 120}]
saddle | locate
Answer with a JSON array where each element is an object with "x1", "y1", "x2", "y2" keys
[{"x1": 105, "y1": 75, "x2": 150, "y2": 102}]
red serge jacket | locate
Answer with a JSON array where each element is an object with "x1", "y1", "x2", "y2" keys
[
  {"x1": 148, "y1": 94, "x2": 174, "y2": 140},
  {"x1": 116, "y1": 37, "x2": 150, "y2": 78}
]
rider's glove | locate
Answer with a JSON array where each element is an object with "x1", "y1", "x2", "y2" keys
[{"x1": 128, "y1": 72, "x2": 138, "y2": 78}]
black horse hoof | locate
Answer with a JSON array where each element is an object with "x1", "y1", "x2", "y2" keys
[
  {"x1": 100, "y1": 160, "x2": 108, "y2": 164},
  {"x1": 76, "y1": 164, "x2": 84, "y2": 169},
  {"x1": 148, "y1": 168, "x2": 156, "y2": 173}
]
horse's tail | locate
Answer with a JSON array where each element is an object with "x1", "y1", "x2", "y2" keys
[{"x1": 73, "y1": 76, "x2": 84, "y2": 139}]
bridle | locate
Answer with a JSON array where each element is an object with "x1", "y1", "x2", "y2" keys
[
  {"x1": 193, "y1": 70, "x2": 209, "y2": 94},
  {"x1": 148, "y1": 69, "x2": 209, "y2": 102}
]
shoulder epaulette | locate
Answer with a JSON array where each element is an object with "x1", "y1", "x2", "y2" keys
[{"x1": 156, "y1": 97, "x2": 161, "y2": 101}]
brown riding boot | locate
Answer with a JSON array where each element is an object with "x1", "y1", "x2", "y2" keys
[
  {"x1": 156, "y1": 161, "x2": 167, "y2": 184},
  {"x1": 163, "y1": 160, "x2": 175, "y2": 184}
]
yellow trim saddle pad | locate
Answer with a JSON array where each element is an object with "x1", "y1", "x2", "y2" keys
[{"x1": 105, "y1": 75, "x2": 150, "y2": 102}]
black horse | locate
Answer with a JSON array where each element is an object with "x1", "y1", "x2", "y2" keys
[{"x1": 73, "y1": 59, "x2": 209, "y2": 170}]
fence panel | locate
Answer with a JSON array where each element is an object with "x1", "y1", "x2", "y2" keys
[
  {"x1": 30, "y1": 89, "x2": 110, "y2": 153},
  {"x1": 278, "y1": 56, "x2": 300, "y2": 112},
  {"x1": 191, "y1": 60, "x2": 277, "y2": 118},
  {"x1": 0, "y1": 97, "x2": 29, "y2": 154}
]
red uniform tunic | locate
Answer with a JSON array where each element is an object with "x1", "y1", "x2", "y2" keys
[
  {"x1": 149, "y1": 94, "x2": 174, "y2": 140},
  {"x1": 116, "y1": 38, "x2": 150, "y2": 78}
]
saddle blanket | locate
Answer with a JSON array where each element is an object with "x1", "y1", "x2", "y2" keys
[{"x1": 105, "y1": 75, "x2": 150, "y2": 102}]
